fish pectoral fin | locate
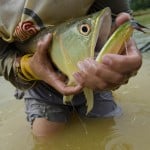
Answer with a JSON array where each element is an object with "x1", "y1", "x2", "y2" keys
[
  {"x1": 83, "y1": 88, "x2": 94, "y2": 114},
  {"x1": 63, "y1": 80, "x2": 75, "y2": 104},
  {"x1": 63, "y1": 95, "x2": 74, "y2": 104}
]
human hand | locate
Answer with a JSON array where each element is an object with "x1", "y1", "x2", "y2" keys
[
  {"x1": 29, "y1": 33, "x2": 83, "y2": 95},
  {"x1": 73, "y1": 38, "x2": 142, "y2": 91},
  {"x1": 73, "y1": 13, "x2": 142, "y2": 91}
]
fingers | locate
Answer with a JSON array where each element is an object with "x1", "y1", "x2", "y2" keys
[
  {"x1": 56, "y1": 82, "x2": 83, "y2": 96},
  {"x1": 96, "y1": 64, "x2": 124, "y2": 84},
  {"x1": 41, "y1": 69, "x2": 82, "y2": 95},
  {"x1": 102, "y1": 39, "x2": 142, "y2": 74},
  {"x1": 74, "y1": 61, "x2": 127, "y2": 90},
  {"x1": 77, "y1": 58, "x2": 97, "y2": 75},
  {"x1": 73, "y1": 58, "x2": 124, "y2": 90},
  {"x1": 126, "y1": 39, "x2": 141, "y2": 56},
  {"x1": 102, "y1": 54, "x2": 141, "y2": 74},
  {"x1": 46, "y1": 75, "x2": 83, "y2": 95},
  {"x1": 75, "y1": 58, "x2": 99, "y2": 87},
  {"x1": 77, "y1": 59, "x2": 123, "y2": 85},
  {"x1": 74, "y1": 71, "x2": 108, "y2": 90}
]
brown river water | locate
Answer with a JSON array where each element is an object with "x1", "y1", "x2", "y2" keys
[{"x1": 0, "y1": 14, "x2": 149, "y2": 150}]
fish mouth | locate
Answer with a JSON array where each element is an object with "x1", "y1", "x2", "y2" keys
[{"x1": 92, "y1": 7, "x2": 112, "y2": 58}]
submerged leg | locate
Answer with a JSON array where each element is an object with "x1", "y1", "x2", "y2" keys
[
  {"x1": 32, "y1": 118, "x2": 65, "y2": 138},
  {"x1": 24, "y1": 98, "x2": 72, "y2": 138}
]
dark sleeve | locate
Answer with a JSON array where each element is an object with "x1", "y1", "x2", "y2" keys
[
  {"x1": 0, "y1": 39, "x2": 15, "y2": 77},
  {"x1": 88, "y1": 0, "x2": 132, "y2": 18},
  {"x1": 0, "y1": 38, "x2": 35, "y2": 90}
]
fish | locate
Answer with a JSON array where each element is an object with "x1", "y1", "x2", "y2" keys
[
  {"x1": 16, "y1": 7, "x2": 112, "y2": 113},
  {"x1": 15, "y1": 7, "x2": 146, "y2": 113}
]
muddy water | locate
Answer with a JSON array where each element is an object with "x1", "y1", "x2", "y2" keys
[{"x1": 0, "y1": 14, "x2": 149, "y2": 150}]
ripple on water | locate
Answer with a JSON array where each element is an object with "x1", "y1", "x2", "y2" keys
[{"x1": 102, "y1": 133, "x2": 134, "y2": 150}]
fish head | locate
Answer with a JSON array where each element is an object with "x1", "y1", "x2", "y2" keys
[{"x1": 50, "y1": 7, "x2": 112, "y2": 84}]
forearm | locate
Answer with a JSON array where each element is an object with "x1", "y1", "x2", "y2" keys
[{"x1": 0, "y1": 38, "x2": 35, "y2": 90}]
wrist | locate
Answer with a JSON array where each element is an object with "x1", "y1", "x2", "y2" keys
[
  {"x1": 21, "y1": 54, "x2": 40, "y2": 80},
  {"x1": 15, "y1": 54, "x2": 39, "y2": 81},
  {"x1": 15, "y1": 56, "x2": 30, "y2": 81}
]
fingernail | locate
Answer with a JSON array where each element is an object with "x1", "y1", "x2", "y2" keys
[
  {"x1": 73, "y1": 72, "x2": 81, "y2": 84},
  {"x1": 102, "y1": 56, "x2": 112, "y2": 66},
  {"x1": 77, "y1": 62, "x2": 83, "y2": 69},
  {"x1": 45, "y1": 33, "x2": 52, "y2": 39},
  {"x1": 73, "y1": 72, "x2": 78, "y2": 78},
  {"x1": 46, "y1": 33, "x2": 51, "y2": 36}
]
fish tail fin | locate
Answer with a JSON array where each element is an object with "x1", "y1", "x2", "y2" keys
[
  {"x1": 83, "y1": 88, "x2": 94, "y2": 114},
  {"x1": 63, "y1": 79, "x2": 74, "y2": 104}
]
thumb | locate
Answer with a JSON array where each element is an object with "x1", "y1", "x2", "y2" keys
[
  {"x1": 126, "y1": 39, "x2": 140, "y2": 55},
  {"x1": 115, "y1": 13, "x2": 131, "y2": 27},
  {"x1": 111, "y1": 13, "x2": 131, "y2": 34}
]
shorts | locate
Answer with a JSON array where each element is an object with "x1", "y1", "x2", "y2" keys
[{"x1": 24, "y1": 91, "x2": 122, "y2": 125}]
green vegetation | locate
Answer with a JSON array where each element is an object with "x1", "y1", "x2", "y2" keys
[
  {"x1": 130, "y1": 0, "x2": 150, "y2": 11},
  {"x1": 133, "y1": 8, "x2": 150, "y2": 16}
]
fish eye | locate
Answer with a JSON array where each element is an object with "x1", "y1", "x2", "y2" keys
[{"x1": 79, "y1": 24, "x2": 91, "y2": 35}]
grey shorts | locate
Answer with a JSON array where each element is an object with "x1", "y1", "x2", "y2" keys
[{"x1": 24, "y1": 91, "x2": 122, "y2": 125}]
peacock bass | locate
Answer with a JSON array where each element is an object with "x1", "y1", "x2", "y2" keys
[{"x1": 15, "y1": 7, "x2": 145, "y2": 113}]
